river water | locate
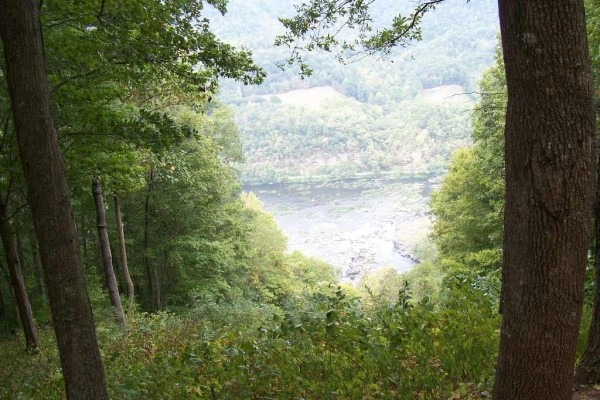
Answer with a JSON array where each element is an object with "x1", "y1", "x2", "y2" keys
[{"x1": 246, "y1": 178, "x2": 434, "y2": 282}]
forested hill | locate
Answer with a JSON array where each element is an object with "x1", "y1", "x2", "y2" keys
[{"x1": 206, "y1": 0, "x2": 500, "y2": 184}]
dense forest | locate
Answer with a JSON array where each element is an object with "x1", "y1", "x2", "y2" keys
[{"x1": 0, "y1": 1, "x2": 599, "y2": 400}]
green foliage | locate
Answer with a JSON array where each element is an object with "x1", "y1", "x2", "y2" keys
[
  {"x1": 357, "y1": 266, "x2": 407, "y2": 311},
  {"x1": 276, "y1": 0, "x2": 439, "y2": 72},
  {"x1": 238, "y1": 97, "x2": 472, "y2": 183},
  {"x1": 174, "y1": 104, "x2": 245, "y2": 163},
  {"x1": 403, "y1": 258, "x2": 445, "y2": 304},
  {"x1": 37, "y1": 0, "x2": 267, "y2": 201},
  {"x1": 122, "y1": 135, "x2": 249, "y2": 306},
  {"x1": 0, "y1": 2, "x2": 517, "y2": 400},
  {"x1": 0, "y1": 281, "x2": 500, "y2": 400},
  {"x1": 586, "y1": 0, "x2": 600, "y2": 91},
  {"x1": 0, "y1": 0, "x2": 274, "y2": 326},
  {"x1": 429, "y1": 48, "x2": 506, "y2": 297},
  {"x1": 43, "y1": 0, "x2": 265, "y2": 90},
  {"x1": 11, "y1": 1, "x2": 600, "y2": 398},
  {"x1": 286, "y1": 251, "x2": 338, "y2": 288},
  {"x1": 396, "y1": 238, "x2": 446, "y2": 304}
]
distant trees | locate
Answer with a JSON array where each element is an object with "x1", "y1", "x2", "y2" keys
[
  {"x1": 430, "y1": 50, "x2": 505, "y2": 296},
  {"x1": 238, "y1": 98, "x2": 470, "y2": 183}
]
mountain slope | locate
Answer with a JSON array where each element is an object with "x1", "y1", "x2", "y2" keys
[{"x1": 207, "y1": 0, "x2": 500, "y2": 183}]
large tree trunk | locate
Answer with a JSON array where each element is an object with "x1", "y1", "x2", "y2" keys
[
  {"x1": 0, "y1": 199, "x2": 39, "y2": 349},
  {"x1": 114, "y1": 194, "x2": 134, "y2": 301},
  {"x1": 92, "y1": 179, "x2": 126, "y2": 326},
  {"x1": 574, "y1": 157, "x2": 600, "y2": 386},
  {"x1": 144, "y1": 169, "x2": 161, "y2": 311},
  {"x1": 0, "y1": 1, "x2": 109, "y2": 398},
  {"x1": 493, "y1": 1, "x2": 596, "y2": 399}
]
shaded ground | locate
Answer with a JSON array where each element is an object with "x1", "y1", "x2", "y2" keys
[{"x1": 573, "y1": 389, "x2": 600, "y2": 400}]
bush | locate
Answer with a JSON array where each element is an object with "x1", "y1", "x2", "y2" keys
[{"x1": 1, "y1": 281, "x2": 499, "y2": 400}]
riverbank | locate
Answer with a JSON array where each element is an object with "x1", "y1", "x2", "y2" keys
[{"x1": 247, "y1": 178, "x2": 434, "y2": 282}]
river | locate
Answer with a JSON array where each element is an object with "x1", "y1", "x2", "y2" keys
[{"x1": 246, "y1": 178, "x2": 435, "y2": 282}]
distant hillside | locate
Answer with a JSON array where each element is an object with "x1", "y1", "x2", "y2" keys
[{"x1": 206, "y1": 0, "x2": 500, "y2": 183}]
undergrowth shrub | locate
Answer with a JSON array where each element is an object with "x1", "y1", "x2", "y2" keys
[{"x1": 0, "y1": 282, "x2": 499, "y2": 400}]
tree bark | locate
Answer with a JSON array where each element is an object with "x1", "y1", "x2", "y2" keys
[
  {"x1": 0, "y1": 1, "x2": 109, "y2": 398},
  {"x1": 493, "y1": 1, "x2": 596, "y2": 399},
  {"x1": 0, "y1": 199, "x2": 39, "y2": 349},
  {"x1": 92, "y1": 179, "x2": 126, "y2": 327},
  {"x1": 144, "y1": 168, "x2": 161, "y2": 311},
  {"x1": 574, "y1": 156, "x2": 600, "y2": 386},
  {"x1": 114, "y1": 194, "x2": 134, "y2": 301}
]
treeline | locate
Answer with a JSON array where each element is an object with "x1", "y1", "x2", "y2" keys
[{"x1": 238, "y1": 97, "x2": 471, "y2": 183}]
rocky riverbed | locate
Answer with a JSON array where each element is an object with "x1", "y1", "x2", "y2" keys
[{"x1": 247, "y1": 178, "x2": 434, "y2": 282}]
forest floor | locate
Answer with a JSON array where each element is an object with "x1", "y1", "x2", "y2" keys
[{"x1": 573, "y1": 388, "x2": 600, "y2": 400}]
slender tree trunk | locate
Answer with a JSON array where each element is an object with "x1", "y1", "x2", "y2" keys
[
  {"x1": 81, "y1": 213, "x2": 88, "y2": 265},
  {"x1": 0, "y1": 1, "x2": 109, "y2": 398},
  {"x1": 0, "y1": 262, "x2": 16, "y2": 328},
  {"x1": 15, "y1": 216, "x2": 27, "y2": 275},
  {"x1": 114, "y1": 194, "x2": 134, "y2": 300},
  {"x1": 29, "y1": 230, "x2": 46, "y2": 302},
  {"x1": 574, "y1": 156, "x2": 600, "y2": 386},
  {"x1": 11, "y1": 287, "x2": 19, "y2": 330},
  {"x1": 493, "y1": 1, "x2": 596, "y2": 399},
  {"x1": 0, "y1": 281, "x2": 5, "y2": 320},
  {"x1": 0, "y1": 263, "x2": 17, "y2": 330},
  {"x1": 163, "y1": 249, "x2": 168, "y2": 280},
  {"x1": 92, "y1": 179, "x2": 125, "y2": 327},
  {"x1": 144, "y1": 169, "x2": 161, "y2": 311},
  {"x1": 0, "y1": 200, "x2": 39, "y2": 349}
]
